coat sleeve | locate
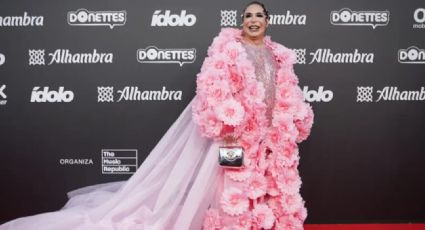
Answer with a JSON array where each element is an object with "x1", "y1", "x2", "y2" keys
[
  {"x1": 294, "y1": 98, "x2": 314, "y2": 143},
  {"x1": 274, "y1": 45, "x2": 314, "y2": 143},
  {"x1": 192, "y1": 36, "x2": 244, "y2": 140},
  {"x1": 290, "y1": 53, "x2": 314, "y2": 143}
]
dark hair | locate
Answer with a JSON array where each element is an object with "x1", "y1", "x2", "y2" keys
[{"x1": 242, "y1": 1, "x2": 270, "y2": 20}]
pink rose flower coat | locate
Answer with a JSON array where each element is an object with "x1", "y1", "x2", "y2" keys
[{"x1": 193, "y1": 28, "x2": 314, "y2": 229}]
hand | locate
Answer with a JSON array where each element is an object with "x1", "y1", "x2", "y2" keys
[{"x1": 223, "y1": 135, "x2": 238, "y2": 145}]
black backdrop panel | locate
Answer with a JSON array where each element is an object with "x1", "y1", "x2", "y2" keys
[{"x1": 0, "y1": 0, "x2": 424, "y2": 224}]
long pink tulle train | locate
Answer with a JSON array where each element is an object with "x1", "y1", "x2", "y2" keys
[{"x1": 1, "y1": 98, "x2": 220, "y2": 230}]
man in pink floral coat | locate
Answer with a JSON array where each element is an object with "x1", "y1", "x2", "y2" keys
[{"x1": 192, "y1": 2, "x2": 314, "y2": 229}]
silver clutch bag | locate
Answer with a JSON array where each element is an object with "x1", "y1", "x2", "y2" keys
[{"x1": 218, "y1": 146, "x2": 244, "y2": 168}]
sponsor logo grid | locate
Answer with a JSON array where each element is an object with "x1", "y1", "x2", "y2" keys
[
  {"x1": 1, "y1": 8, "x2": 423, "y2": 104},
  {"x1": 1, "y1": 6, "x2": 424, "y2": 178}
]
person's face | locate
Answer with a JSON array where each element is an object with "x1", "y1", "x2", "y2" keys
[{"x1": 242, "y1": 4, "x2": 268, "y2": 40}]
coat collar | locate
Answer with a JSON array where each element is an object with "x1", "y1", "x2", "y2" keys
[{"x1": 216, "y1": 28, "x2": 293, "y2": 69}]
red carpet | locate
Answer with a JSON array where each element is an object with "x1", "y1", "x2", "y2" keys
[{"x1": 305, "y1": 224, "x2": 425, "y2": 230}]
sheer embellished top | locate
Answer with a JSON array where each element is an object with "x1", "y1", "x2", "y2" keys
[{"x1": 241, "y1": 41, "x2": 277, "y2": 125}]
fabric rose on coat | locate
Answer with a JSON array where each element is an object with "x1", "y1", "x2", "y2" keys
[
  {"x1": 280, "y1": 193, "x2": 304, "y2": 214},
  {"x1": 192, "y1": 110, "x2": 223, "y2": 138},
  {"x1": 267, "y1": 196, "x2": 285, "y2": 217},
  {"x1": 220, "y1": 187, "x2": 250, "y2": 216},
  {"x1": 266, "y1": 174, "x2": 281, "y2": 196},
  {"x1": 215, "y1": 98, "x2": 245, "y2": 126},
  {"x1": 243, "y1": 82, "x2": 266, "y2": 106},
  {"x1": 225, "y1": 167, "x2": 252, "y2": 182},
  {"x1": 265, "y1": 127, "x2": 284, "y2": 149},
  {"x1": 275, "y1": 215, "x2": 303, "y2": 230},
  {"x1": 276, "y1": 67, "x2": 299, "y2": 85},
  {"x1": 236, "y1": 212, "x2": 253, "y2": 230},
  {"x1": 196, "y1": 68, "x2": 224, "y2": 91},
  {"x1": 246, "y1": 172, "x2": 268, "y2": 199},
  {"x1": 276, "y1": 167, "x2": 302, "y2": 195},
  {"x1": 275, "y1": 85, "x2": 300, "y2": 114},
  {"x1": 223, "y1": 41, "x2": 245, "y2": 61},
  {"x1": 273, "y1": 45, "x2": 297, "y2": 68},
  {"x1": 228, "y1": 66, "x2": 245, "y2": 93},
  {"x1": 238, "y1": 136, "x2": 260, "y2": 162},
  {"x1": 252, "y1": 204, "x2": 276, "y2": 229},
  {"x1": 295, "y1": 103, "x2": 314, "y2": 143},
  {"x1": 210, "y1": 53, "x2": 231, "y2": 71},
  {"x1": 294, "y1": 206, "x2": 308, "y2": 222},
  {"x1": 205, "y1": 79, "x2": 231, "y2": 105}
]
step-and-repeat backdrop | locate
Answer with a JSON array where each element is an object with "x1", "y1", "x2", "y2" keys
[{"x1": 1, "y1": 0, "x2": 424, "y2": 224}]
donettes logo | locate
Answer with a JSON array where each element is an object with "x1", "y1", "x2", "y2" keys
[{"x1": 67, "y1": 9, "x2": 126, "y2": 29}]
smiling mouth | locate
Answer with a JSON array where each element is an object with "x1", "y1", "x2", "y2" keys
[{"x1": 248, "y1": 25, "x2": 260, "y2": 32}]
